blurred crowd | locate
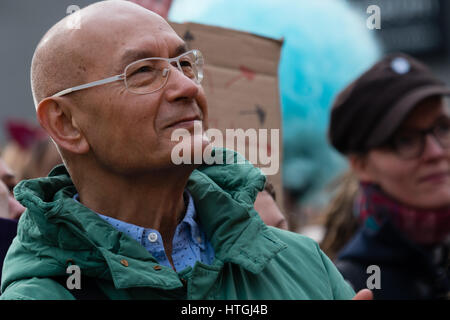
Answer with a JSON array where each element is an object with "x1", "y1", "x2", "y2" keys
[
  {"x1": 0, "y1": 0, "x2": 449, "y2": 300},
  {"x1": 0, "y1": 120, "x2": 62, "y2": 278}
]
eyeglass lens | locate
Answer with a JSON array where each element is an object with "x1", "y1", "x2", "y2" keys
[
  {"x1": 393, "y1": 118, "x2": 450, "y2": 159},
  {"x1": 124, "y1": 51, "x2": 203, "y2": 94}
]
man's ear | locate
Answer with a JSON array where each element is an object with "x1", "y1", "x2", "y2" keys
[
  {"x1": 348, "y1": 154, "x2": 375, "y2": 183},
  {"x1": 36, "y1": 98, "x2": 89, "y2": 155}
]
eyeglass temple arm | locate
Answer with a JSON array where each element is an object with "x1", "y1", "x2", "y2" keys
[{"x1": 52, "y1": 74, "x2": 125, "y2": 97}]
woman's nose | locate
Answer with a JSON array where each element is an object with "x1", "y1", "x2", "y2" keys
[{"x1": 422, "y1": 133, "x2": 446, "y2": 160}]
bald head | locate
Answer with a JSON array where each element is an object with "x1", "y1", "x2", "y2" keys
[
  {"x1": 31, "y1": 0, "x2": 171, "y2": 107},
  {"x1": 31, "y1": 0, "x2": 204, "y2": 178}
]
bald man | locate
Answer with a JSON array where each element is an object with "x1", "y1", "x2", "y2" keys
[{"x1": 0, "y1": 0, "x2": 362, "y2": 300}]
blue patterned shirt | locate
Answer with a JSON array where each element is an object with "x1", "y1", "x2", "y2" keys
[{"x1": 73, "y1": 191, "x2": 215, "y2": 271}]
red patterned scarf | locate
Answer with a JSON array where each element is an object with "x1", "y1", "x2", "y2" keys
[{"x1": 356, "y1": 182, "x2": 450, "y2": 245}]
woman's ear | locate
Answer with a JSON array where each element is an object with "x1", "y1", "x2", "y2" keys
[
  {"x1": 36, "y1": 98, "x2": 89, "y2": 155},
  {"x1": 348, "y1": 154, "x2": 376, "y2": 183}
]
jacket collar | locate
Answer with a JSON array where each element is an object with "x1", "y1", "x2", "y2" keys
[
  {"x1": 10, "y1": 149, "x2": 287, "y2": 290},
  {"x1": 187, "y1": 169, "x2": 287, "y2": 274}
]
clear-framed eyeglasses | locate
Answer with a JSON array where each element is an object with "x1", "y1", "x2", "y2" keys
[
  {"x1": 387, "y1": 116, "x2": 450, "y2": 159},
  {"x1": 52, "y1": 49, "x2": 204, "y2": 97}
]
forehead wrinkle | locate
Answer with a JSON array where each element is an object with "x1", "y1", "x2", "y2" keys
[{"x1": 117, "y1": 48, "x2": 157, "y2": 72}]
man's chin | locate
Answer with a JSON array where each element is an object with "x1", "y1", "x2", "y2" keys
[{"x1": 169, "y1": 131, "x2": 211, "y2": 165}]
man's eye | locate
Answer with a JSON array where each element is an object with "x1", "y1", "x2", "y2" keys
[
  {"x1": 135, "y1": 66, "x2": 153, "y2": 74},
  {"x1": 127, "y1": 64, "x2": 156, "y2": 78},
  {"x1": 180, "y1": 60, "x2": 193, "y2": 68}
]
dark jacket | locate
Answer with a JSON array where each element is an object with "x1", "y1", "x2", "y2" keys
[
  {"x1": 1, "y1": 152, "x2": 354, "y2": 300},
  {"x1": 0, "y1": 217, "x2": 18, "y2": 286},
  {"x1": 335, "y1": 218, "x2": 450, "y2": 300}
]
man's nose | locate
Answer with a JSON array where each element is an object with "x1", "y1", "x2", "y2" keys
[
  {"x1": 164, "y1": 65, "x2": 199, "y2": 102},
  {"x1": 422, "y1": 134, "x2": 446, "y2": 161}
]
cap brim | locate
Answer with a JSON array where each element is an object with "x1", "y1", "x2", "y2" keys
[{"x1": 367, "y1": 85, "x2": 450, "y2": 148}]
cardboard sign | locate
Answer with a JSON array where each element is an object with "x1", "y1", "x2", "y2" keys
[{"x1": 170, "y1": 22, "x2": 284, "y2": 209}]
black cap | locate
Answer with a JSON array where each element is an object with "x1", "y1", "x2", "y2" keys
[{"x1": 329, "y1": 53, "x2": 450, "y2": 154}]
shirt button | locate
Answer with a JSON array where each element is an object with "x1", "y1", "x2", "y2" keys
[
  {"x1": 120, "y1": 259, "x2": 129, "y2": 267},
  {"x1": 148, "y1": 232, "x2": 158, "y2": 242},
  {"x1": 196, "y1": 236, "x2": 202, "y2": 243}
]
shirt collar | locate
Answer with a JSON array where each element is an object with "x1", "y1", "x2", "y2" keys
[
  {"x1": 72, "y1": 190, "x2": 204, "y2": 249},
  {"x1": 176, "y1": 190, "x2": 205, "y2": 249}
]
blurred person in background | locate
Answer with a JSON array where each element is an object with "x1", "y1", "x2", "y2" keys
[
  {"x1": 320, "y1": 170, "x2": 360, "y2": 261},
  {"x1": 0, "y1": 159, "x2": 24, "y2": 221},
  {"x1": 328, "y1": 53, "x2": 450, "y2": 299},
  {"x1": 2, "y1": 120, "x2": 62, "y2": 181},
  {"x1": 0, "y1": 121, "x2": 62, "y2": 287},
  {"x1": 254, "y1": 182, "x2": 289, "y2": 230},
  {"x1": 1, "y1": 120, "x2": 38, "y2": 182},
  {"x1": 20, "y1": 137, "x2": 62, "y2": 180},
  {"x1": 0, "y1": 159, "x2": 25, "y2": 287}
]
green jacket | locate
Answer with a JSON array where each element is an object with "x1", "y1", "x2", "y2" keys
[{"x1": 1, "y1": 152, "x2": 355, "y2": 300}]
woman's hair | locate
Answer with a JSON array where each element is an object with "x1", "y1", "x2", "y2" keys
[
  {"x1": 320, "y1": 169, "x2": 361, "y2": 261},
  {"x1": 2, "y1": 138, "x2": 62, "y2": 181}
]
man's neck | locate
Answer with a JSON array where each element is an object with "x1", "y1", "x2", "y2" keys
[{"x1": 72, "y1": 165, "x2": 194, "y2": 262}]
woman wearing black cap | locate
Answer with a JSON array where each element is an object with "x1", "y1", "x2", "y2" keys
[{"x1": 328, "y1": 53, "x2": 450, "y2": 300}]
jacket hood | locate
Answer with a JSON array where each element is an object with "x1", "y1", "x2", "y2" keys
[{"x1": 2, "y1": 148, "x2": 285, "y2": 292}]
